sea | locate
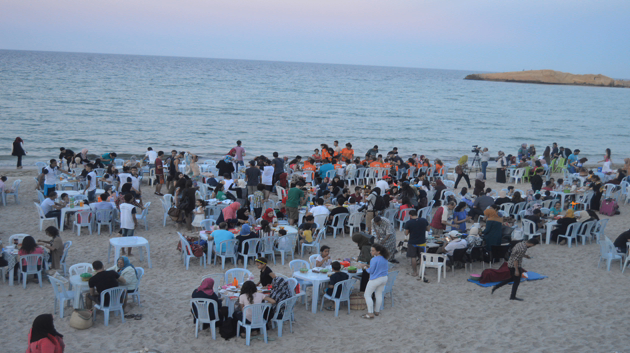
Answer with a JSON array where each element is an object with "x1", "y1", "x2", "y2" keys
[{"x1": 1, "y1": 49, "x2": 629, "y2": 167}]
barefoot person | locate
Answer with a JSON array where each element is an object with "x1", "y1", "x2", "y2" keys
[{"x1": 491, "y1": 238, "x2": 539, "y2": 301}]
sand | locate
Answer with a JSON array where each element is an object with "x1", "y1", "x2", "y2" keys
[{"x1": 1, "y1": 166, "x2": 630, "y2": 353}]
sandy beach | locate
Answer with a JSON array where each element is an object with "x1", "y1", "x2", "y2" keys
[{"x1": 1, "y1": 166, "x2": 629, "y2": 353}]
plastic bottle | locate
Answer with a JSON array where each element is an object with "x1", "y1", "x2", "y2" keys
[{"x1": 69, "y1": 197, "x2": 75, "y2": 209}]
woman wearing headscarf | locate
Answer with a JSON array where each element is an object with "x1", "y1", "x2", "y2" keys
[
  {"x1": 216, "y1": 155, "x2": 235, "y2": 179},
  {"x1": 218, "y1": 201, "x2": 241, "y2": 228},
  {"x1": 473, "y1": 173, "x2": 486, "y2": 197},
  {"x1": 11, "y1": 137, "x2": 26, "y2": 169},
  {"x1": 494, "y1": 190, "x2": 511, "y2": 206},
  {"x1": 261, "y1": 207, "x2": 277, "y2": 224},
  {"x1": 26, "y1": 314, "x2": 65, "y2": 353},
  {"x1": 588, "y1": 176, "x2": 604, "y2": 211},
  {"x1": 433, "y1": 179, "x2": 447, "y2": 201},
  {"x1": 107, "y1": 256, "x2": 138, "y2": 309},
  {"x1": 269, "y1": 276, "x2": 293, "y2": 319},
  {"x1": 352, "y1": 232, "x2": 373, "y2": 263},
  {"x1": 551, "y1": 210, "x2": 577, "y2": 244},
  {"x1": 191, "y1": 278, "x2": 222, "y2": 327},
  {"x1": 496, "y1": 151, "x2": 507, "y2": 183},
  {"x1": 482, "y1": 206, "x2": 504, "y2": 251}
]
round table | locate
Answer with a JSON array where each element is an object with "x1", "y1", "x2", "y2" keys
[
  {"x1": 108, "y1": 236, "x2": 152, "y2": 268},
  {"x1": 271, "y1": 225, "x2": 298, "y2": 235},
  {"x1": 69, "y1": 275, "x2": 90, "y2": 308}
]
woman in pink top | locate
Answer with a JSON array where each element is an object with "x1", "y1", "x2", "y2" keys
[
  {"x1": 26, "y1": 314, "x2": 65, "y2": 353},
  {"x1": 16, "y1": 236, "x2": 44, "y2": 282},
  {"x1": 236, "y1": 281, "x2": 276, "y2": 337}
]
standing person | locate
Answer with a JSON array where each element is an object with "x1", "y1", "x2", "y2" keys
[
  {"x1": 473, "y1": 173, "x2": 486, "y2": 196},
  {"x1": 365, "y1": 187, "x2": 379, "y2": 233},
  {"x1": 261, "y1": 160, "x2": 274, "y2": 200},
  {"x1": 333, "y1": 140, "x2": 342, "y2": 156},
  {"x1": 216, "y1": 155, "x2": 235, "y2": 179},
  {"x1": 285, "y1": 183, "x2": 305, "y2": 225},
  {"x1": 42, "y1": 159, "x2": 72, "y2": 197},
  {"x1": 481, "y1": 147, "x2": 490, "y2": 180},
  {"x1": 59, "y1": 147, "x2": 75, "y2": 169},
  {"x1": 530, "y1": 168, "x2": 544, "y2": 192},
  {"x1": 26, "y1": 314, "x2": 65, "y2": 353},
  {"x1": 567, "y1": 149, "x2": 580, "y2": 173},
  {"x1": 454, "y1": 162, "x2": 472, "y2": 189},
  {"x1": 245, "y1": 160, "x2": 261, "y2": 197},
  {"x1": 543, "y1": 146, "x2": 552, "y2": 165},
  {"x1": 233, "y1": 140, "x2": 246, "y2": 167},
  {"x1": 430, "y1": 201, "x2": 456, "y2": 236},
  {"x1": 491, "y1": 238, "x2": 539, "y2": 301},
  {"x1": 82, "y1": 163, "x2": 98, "y2": 202},
  {"x1": 496, "y1": 151, "x2": 507, "y2": 183},
  {"x1": 371, "y1": 216, "x2": 397, "y2": 263},
  {"x1": 154, "y1": 151, "x2": 165, "y2": 196},
  {"x1": 166, "y1": 150, "x2": 180, "y2": 191},
  {"x1": 360, "y1": 243, "x2": 389, "y2": 319},
  {"x1": 272, "y1": 152, "x2": 284, "y2": 186},
  {"x1": 120, "y1": 194, "x2": 138, "y2": 256},
  {"x1": 366, "y1": 145, "x2": 379, "y2": 158},
  {"x1": 404, "y1": 209, "x2": 430, "y2": 278},
  {"x1": 11, "y1": 137, "x2": 26, "y2": 169},
  {"x1": 144, "y1": 147, "x2": 158, "y2": 169}
]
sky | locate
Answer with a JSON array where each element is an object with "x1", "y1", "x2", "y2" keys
[{"x1": 1, "y1": 0, "x2": 629, "y2": 78}]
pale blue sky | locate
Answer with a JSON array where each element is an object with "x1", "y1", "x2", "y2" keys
[{"x1": 1, "y1": 0, "x2": 629, "y2": 78}]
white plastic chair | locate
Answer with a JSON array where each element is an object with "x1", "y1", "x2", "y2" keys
[
  {"x1": 313, "y1": 214, "x2": 328, "y2": 230},
  {"x1": 591, "y1": 219, "x2": 609, "y2": 244},
  {"x1": 129, "y1": 267, "x2": 144, "y2": 307},
  {"x1": 522, "y1": 219, "x2": 542, "y2": 240},
  {"x1": 136, "y1": 202, "x2": 150, "y2": 230},
  {"x1": 238, "y1": 239, "x2": 261, "y2": 268},
  {"x1": 92, "y1": 287, "x2": 127, "y2": 326},
  {"x1": 395, "y1": 208, "x2": 412, "y2": 231},
  {"x1": 9, "y1": 233, "x2": 29, "y2": 245},
  {"x1": 4, "y1": 179, "x2": 21, "y2": 205},
  {"x1": 510, "y1": 169, "x2": 524, "y2": 184},
  {"x1": 95, "y1": 209, "x2": 115, "y2": 235},
  {"x1": 215, "y1": 239, "x2": 239, "y2": 269},
  {"x1": 179, "y1": 233, "x2": 206, "y2": 270},
  {"x1": 69, "y1": 263, "x2": 94, "y2": 276},
  {"x1": 274, "y1": 234, "x2": 296, "y2": 265},
  {"x1": 72, "y1": 210, "x2": 93, "y2": 236},
  {"x1": 347, "y1": 212, "x2": 364, "y2": 238},
  {"x1": 36, "y1": 190, "x2": 45, "y2": 204},
  {"x1": 500, "y1": 203, "x2": 515, "y2": 216},
  {"x1": 420, "y1": 253, "x2": 447, "y2": 283},
  {"x1": 225, "y1": 268, "x2": 253, "y2": 286},
  {"x1": 160, "y1": 197, "x2": 171, "y2": 227},
  {"x1": 114, "y1": 159, "x2": 124, "y2": 168},
  {"x1": 289, "y1": 259, "x2": 312, "y2": 308},
  {"x1": 48, "y1": 275, "x2": 77, "y2": 318},
  {"x1": 329, "y1": 213, "x2": 348, "y2": 238},
  {"x1": 200, "y1": 219, "x2": 216, "y2": 230},
  {"x1": 19, "y1": 254, "x2": 44, "y2": 289},
  {"x1": 300, "y1": 228, "x2": 326, "y2": 257},
  {"x1": 380, "y1": 271, "x2": 398, "y2": 310},
  {"x1": 270, "y1": 296, "x2": 299, "y2": 337},
  {"x1": 319, "y1": 278, "x2": 356, "y2": 317},
  {"x1": 34, "y1": 203, "x2": 58, "y2": 231},
  {"x1": 309, "y1": 254, "x2": 319, "y2": 269},
  {"x1": 237, "y1": 303, "x2": 272, "y2": 345},
  {"x1": 191, "y1": 298, "x2": 220, "y2": 339},
  {"x1": 557, "y1": 223, "x2": 580, "y2": 248},
  {"x1": 598, "y1": 238, "x2": 624, "y2": 271},
  {"x1": 576, "y1": 220, "x2": 596, "y2": 246},
  {"x1": 60, "y1": 241, "x2": 72, "y2": 276},
  {"x1": 258, "y1": 235, "x2": 278, "y2": 265}
]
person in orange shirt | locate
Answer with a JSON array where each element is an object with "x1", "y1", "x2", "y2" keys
[
  {"x1": 434, "y1": 158, "x2": 444, "y2": 176},
  {"x1": 303, "y1": 158, "x2": 317, "y2": 172},
  {"x1": 370, "y1": 155, "x2": 383, "y2": 168},
  {"x1": 341, "y1": 143, "x2": 354, "y2": 161},
  {"x1": 321, "y1": 144, "x2": 331, "y2": 161}
]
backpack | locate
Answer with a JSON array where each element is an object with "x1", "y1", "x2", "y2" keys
[
  {"x1": 220, "y1": 317, "x2": 238, "y2": 340},
  {"x1": 373, "y1": 195, "x2": 386, "y2": 211}
]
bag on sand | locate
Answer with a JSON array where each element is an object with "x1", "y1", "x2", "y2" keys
[
  {"x1": 350, "y1": 293, "x2": 367, "y2": 310},
  {"x1": 69, "y1": 309, "x2": 93, "y2": 330},
  {"x1": 220, "y1": 317, "x2": 238, "y2": 340},
  {"x1": 600, "y1": 199, "x2": 618, "y2": 217}
]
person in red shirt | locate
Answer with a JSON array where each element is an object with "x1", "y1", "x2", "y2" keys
[
  {"x1": 352, "y1": 186, "x2": 363, "y2": 202},
  {"x1": 154, "y1": 150, "x2": 165, "y2": 196},
  {"x1": 312, "y1": 149, "x2": 322, "y2": 163},
  {"x1": 26, "y1": 314, "x2": 65, "y2": 353}
]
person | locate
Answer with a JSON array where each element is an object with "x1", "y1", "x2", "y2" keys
[
  {"x1": 454, "y1": 162, "x2": 472, "y2": 189},
  {"x1": 551, "y1": 210, "x2": 578, "y2": 244},
  {"x1": 323, "y1": 261, "x2": 349, "y2": 310},
  {"x1": 254, "y1": 257, "x2": 276, "y2": 287},
  {"x1": 285, "y1": 183, "x2": 304, "y2": 226},
  {"x1": 272, "y1": 152, "x2": 285, "y2": 185},
  {"x1": 192, "y1": 199, "x2": 206, "y2": 231},
  {"x1": 218, "y1": 202, "x2": 241, "y2": 228},
  {"x1": 37, "y1": 226, "x2": 64, "y2": 271},
  {"x1": 366, "y1": 145, "x2": 379, "y2": 158},
  {"x1": 360, "y1": 243, "x2": 389, "y2": 319},
  {"x1": 473, "y1": 172, "x2": 485, "y2": 196},
  {"x1": 430, "y1": 201, "x2": 455, "y2": 236},
  {"x1": 311, "y1": 198, "x2": 330, "y2": 219},
  {"x1": 249, "y1": 184, "x2": 265, "y2": 219},
  {"x1": 478, "y1": 147, "x2": 490, "y2": 179},
  {"x1": 404, "y1": 209, "x2": 429, "y2": 278},
  {"x1": 216, "y1": 155, "x2": 235, "y2": 179},
  {"x1": 341, "y1": 143, "x2": 354, "y2": 161},
  {"x1": 451, "y1": 202, "x2": 469, "y2": 232},
  {"x1": 236, "y1": 281, "x2": 276, "y2": 334},
  {"x1": 517, "y1": 143, "x2": 528, "y2": 160},
  {"x1": 261, "y1": 160, "x2": 274, "y2": 199},
  {"x1": 152, "y1": 150, "x2": 165, "y2": 196},
  {"x1": 482, "y1": 207, "x2": 504, "y2": 251},
  {"x1": 40, "y1": 191, "x2": 64, "y2": 228},
  {"x1": 491, "y1": 238, "x2": 539, "y2": 301},
  {"x1": 312, "y1": 148, "x2": 322, "y2": 163},
  {"x1": 260, "y1": 207, "x2": 276, "y2": 225},
  {"x1": 524, "y1": 209, "x2": 544, "y2": 231},
  {"x1": 208, "y1": 222, "x2": 235, "y2": 253},
  {"x1": 297, "y1": 215, "x2": 316, "y2": 249},
  {"x1": 315, "y1": 245, "x2": 332, "y2": 267},
  {"x1": 233, "y1": 140, "x2": 246, "y2": 167},
  {"x1": 365, "y1": 187, "x2": 379, "y2": 233},
  {"x1": 245, "y1": 160, "x2": 261, "y2": 197},
  {"x1": 371, "y1": 216, "x2": 397, "y2": 262},
  {"x1": 438, "y1": 233, "x2": 468, "y2": 258},
  {"x1": 269, "y1": 276, "x2": 293, "y2": 317},
  {"x1": 328, "y1": 197, "x2": 349, "y2": 226},
  {"x1": 549, "y1": 201, "x2": 562, "y2": 216},
  {"x1": 494, "y1": 190, "x2": 511, "y2": 206},
  {"x1": 12, "y1": 137, "x2": 26, "y2": 169},
  {"x1": 81, "y1": 163, "x2": 98, "y2": 202},
  {"x1": 107, "y1": 256, "x2": 138, "y2": 310},
  {"x1": 86, "y1": 260, "x2": 126, "y2": 309},
  {"x1": 588, "y1": 176, "x2": 604, "y2": 211},
  {"x1": 567, "y1": 149, "x2": 580, "y2": 173},
  {"x1": 469, "y1": 190, "x2": 495, "y2": 220},
  {"x1": 15, "y1": 236, "x2": 44, "y2": 280},
  {"x1": 42, "y1": 159, "x2": 72, "y2": 197},
  {"x1": 191, "y1": 278, "x2": 222, "y2": 328},
  {"x1": 120, "y1": 194, "x2": 138, "y2": 255},
  {"x1": 496, "y1": 151, "x2": 507, "y2": 183},
  {"x1": 101, "y1": 152, "x2": 117, "y2": 166},
  {"x1": 613, "y1": 229, "x2": 630, "y2": 254},
  {"x1": 26, "y1": 314, "x2": 65, "y2": 353},
  {"x1": 511, "y1": 191, "x2": 525, "y2": 205},
  {"x1": 59, "y1": 147, "x2": 75, "y2": 167}
]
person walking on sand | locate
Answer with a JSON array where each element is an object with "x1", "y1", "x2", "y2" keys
[
  {"x1": 11, "y1": 137, "x2": 26, "y2": 169},
  {"x1": 491, "y1": 238, "x2": 539, "y2": 301}
]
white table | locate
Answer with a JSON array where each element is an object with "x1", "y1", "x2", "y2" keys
[
  {"x1": 69, "y1": 275, "x2": 90, "y2": 308},
  {"x1": 60, "y1": 205, "x2": 93, "y2": 232},
  {"x1": 62, "y1": 189, "x2": 106, "y2": 198},
  {"x1": 108, "y1": 236, "x2": 152, "y2": 268},
  {"x1": 271, "y1": 225, "x2": 298, "y2": 235},
  {"x1": 545, "y1": 220, "x2": 558, "y2": 245},
  {"x1": 292, "y1": 268, "x2": 362, "y2": 313}
]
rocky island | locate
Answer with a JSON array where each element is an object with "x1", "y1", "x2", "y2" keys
[{"x1": 465, "y1": 69, "x2": 630, "y2": 88}]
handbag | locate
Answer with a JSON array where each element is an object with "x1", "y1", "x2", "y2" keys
[
  {"x1": 69, "y1": 309, "x2": 94, "y2": 330},
  {"x1": 167, "y1": 207, "x2": 184, "y2": 222}
]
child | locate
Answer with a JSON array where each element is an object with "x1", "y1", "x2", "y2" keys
[
  {"x1": 555, "y1": 179, "x2": 565, "y2": 191},
  {"x1": 255, "y1": 257, "x2": 276, "y2": 287},
  {"x1": 298, "y1": 215, "x2": 316, "y2": 250},
  {"x1": 347, "y1": 197, "x2": 360, "y2": 215},
  {"x1": 120, "y1": 194, "x2": 138, "y2": 255},
  {"x1": 315, "y1": 245, "x2": 332, "y2": 267},
  {"x1": 191, "y1": 199, "x2": 206, "y2": 231},
  {"x1": 550, "y1": 201, "x2": 562, "y2": 216},
  {"x1": 276, "y1": 229, "x2": 293, "y2": 253},
  {"x1": 506, "y1": 186, "x2": 515, "y2": 197},
  {"x1": 324, "y1": 261, "x2": 349, "y2": 310}
]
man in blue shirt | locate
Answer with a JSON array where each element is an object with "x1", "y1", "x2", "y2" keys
[
  {"x1": 319, "y1": 160, "x2": 334, "y2": 179},
  {"x1": 209, "y1": 222, "x2": 235, "y2": 253},
  {"x1": 567, "y1": 149, "x2": 580, "y2": 173}
]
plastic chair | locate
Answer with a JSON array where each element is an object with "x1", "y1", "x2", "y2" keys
[
  {"x1": 289, "y1": 259, "x2": 312, "y2": 308},
  {"x1": 380, "y1": 271, "x2": 398, "y2": 310},
  {"x1": 92, "y1": 287, "x2": 127, "y2": 326},
  {"x1": 73, "y1": 210, "x2": 93, "y2": 236},
  {"x1": 329, "y1": 213, "x2": 348, "y2": 238},
  {"x1": 9, "y1": 233, "x2": 29, "y2": 245},
  {"x1": 191, "y1": 298, "x2": 220, "y2": 339},
  {"x1": 258, "y1": 235, "x2": 278, "y2": 265},
  {"x1": 200, "y1": 219, "x2": 216, "y2": 231},
  {"x1": 36, "y1": 190, "x2": 45, "y2": 204},
  {"x1": 238, "y1": 239, "x2": 261, "y2": 268},
  {"x1": 598, "y1": 238, "x2": 624, "y2": 271},
  {"x1": 237, "y1": 303, "x2": 272, "y2": 345},
  {"x1": 522, "y1": 219, "x2": 542, "y2": 240},
  {"x1": 576, "y1": 220, "x2": 596, "y2": 246},
  {"x1": 499, "y1": 203, "x2": 515, "y2": 216},
  {"x1": 420, "y1": 253, "x2": 446, "y2": 282},
  {"x1": 4, "y1": 179, "x2": 21, "y2": 205},
  {"x1": 274, "y1": 234, "x2": 296, "y2": 265},
  {"x1": 136, "y1": 202, "x2": 150, "y2": 230},
  {"x1": 395, "y1": 208, "x2": 412, "y2": 231},
  {"x1": 114, "y1": 159, "x2": 124, "y2": 168},
  {"x1": 271, "y1": 296, "x2": 299, "y2": 337},
  {"x1": 69, "y1": 263, "x2": 94, "y2": 276},
  {"x1": 557, "y1": 223, "x2": 580, "y2": 248},
  {"x1": 347, "y1": 212, "x2": 364, "y2": 238},
  {"x1": 418, "y1": 206, "x2": 431, "y2": 220},
  {"x1": 591, "y1": 219, "x2": 608, "y2": 244},
  {"x1": 450, "y1": 248, "x2": 470, "y2": 272},
  {"x1": 48, "y1": 275, "x2": 78, "y2": 318},
  {"x1": 510, "y1": 169, "x2": 524, "y2": 184},
  {"x1": 309, "y1": 254, "x2": 319, "y2": 269},
  {"x1": 60, "y1": 241, "x2": 72, "y2": 276},
  {"x1": 35, "y1": 203, "x2": 58, "y2": 231},
  {"x1": 319, "y1": 278, "x2": 356, "y2": 317},
  {"x1": 178, "y1": 232, "x2": 206, "y2": 270},
  {"x1": 382, "y1": 208, "x2": 397, "y2": 225},
  {"x1": 95, "y1": 209, "x2": 115, "y2": 235},
  {"x1": 19, "y1": 254, "x2": 44, "y2": 289},
  {"x1": 225, "y1": 268, "x2": 253, "y2": 285},
  {"x1": 129, "y1": 267, "x2": 144, "y2": 307},
  {"x1": 215, "y1": 239, "x2": 239, "y2": 269},
  {"x1": 160, "y1": 198, "x2": 171, "y2": 227}
]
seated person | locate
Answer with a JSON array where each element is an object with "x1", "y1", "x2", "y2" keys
[
  {"x1": 346, "y1": 197, "x2": 361, "y2": 215},
  {"x1": 192, "y1": 278, "x2": 222, "y2": 327},
  {"x1": 211, "y1": 183, "x2": 227, "y2": 201},
  {"x1": 208, "y1": 222, "x2": 235, "y2": 253},
  {"x1": 106, "y1": 256, "x2": 138, "y2": 309},
  {"x1": 310, "y1": 198, "x2": 330, "y2": 219},
  {"x1": 236, "y1": 281, "x2": 276, "y2": 334},
  {"x1": 255, "y1": 257, "x2": 276, "y2": 287},
  {"x1": 551, "y1": 210, "x2": 577, "y2": 244},
  {"x1": 236, "y1": 224, "x2": 258, "y2": 253},
  {"x1": 327, "y1": 197, "x2": 349, "y2": 226},
  {"x1": 236, "y1": 207, "x2": 251, "y2": 225},
  {"x1": 549, "y1": 201, "x2": 562, "y2": 217},
  {"x1": 613, "y1": 229, "x2": 630, "y2": 254},
  {"x1": 86, "y1": 260, "x2": 126, "y2": 309},
  {"x1": 468, "y1": 191, "x2": 494, "y2": 220},
  {"x1": 494, "y1": 190, "x2": 511, "y2": 206},
  {"x1": 325, "y1": 261, "x2": 349, "y2": 305},
  {"x1": 506, "y1": 186, "x2": 515, "y2": 197},
  {"x1": 524, "y1": 209, "x2": 544, "y2": 231},
  {"x1": 315, "y1": 245, "x2": 332, "y2": 267},
  {"x1": 298, "y1": 215, "x2": 316, "y2": 248},
  {"x1": 15, "y1": 236, "x2": 44, "y2": 278}
]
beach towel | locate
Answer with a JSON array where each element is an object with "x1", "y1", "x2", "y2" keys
[{"x1": 468, "y1": 272, "x2": 547, "y2": 287}]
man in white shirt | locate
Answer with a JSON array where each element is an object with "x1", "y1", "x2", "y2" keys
[
  {"x1": 119, "y1": 194, "x2": 138, "y2": 255},
  {"x1": 82, "y1": 163, "x2": 98, "y2": 202},
  {"x1": 42, "y1": 159, "x2": 72, "y2": 197},
  {"x1": 117, "y1": 166, "x2": 133, "y2": 193},
  {"x1": 441, "y1": 235, "x2": 468, "y2": 257},
  {"x1": 41, "y1": 191, "x2": 63, "y2": 228},
  {"x1": 376, "y1": 179, "x2": 389, "y2": 196},
  {"x1": 310, "y1": 198, "x2": 330, "y2": 223},
  {"x1": 333, "y1": 140, "x2": 342, "y2": 155},
  {"x1": 144, "y1": 147, "x2": 158, "y2": 168}
]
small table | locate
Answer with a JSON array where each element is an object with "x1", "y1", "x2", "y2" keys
[
  {"x1": 292, "y1": 268, "x2": 362, "y2": 314},
  {"x1": 69, "y1": 275, "x2": 90, "y2": 308},
  {"x1": 108, "y1": 236, "x2": 152, "y2": 268},
  {"x1": 545, "y1": 220, "x2": 558, "y2": 245}
]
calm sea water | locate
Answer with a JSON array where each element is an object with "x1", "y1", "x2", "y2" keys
[{"x1": 1, "y1": 50, "x2": 629, "y2": 166}]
